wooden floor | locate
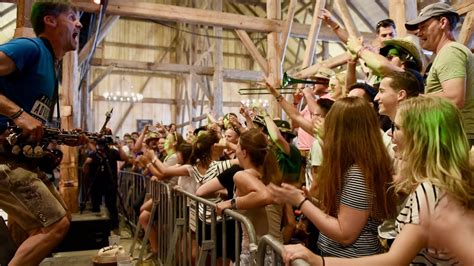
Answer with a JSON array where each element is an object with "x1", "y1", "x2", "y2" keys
[{"x1": 39, "y1": 209, "x2": 154, "y2": 266}]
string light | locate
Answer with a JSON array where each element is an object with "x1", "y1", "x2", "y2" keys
[{"x1": 103, "y1": 77, "x2": 144, "y2": 102}]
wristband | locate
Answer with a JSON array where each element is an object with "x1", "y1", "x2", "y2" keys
[
  {"x1": 297, "y1": 197, "x2": 308, "y2": 209},
  {"x1": 331, "y1": 24, "x2": 340, "y2": 31},
  {"x1": 9, "y1": 108, "x2": 24, "y2": 120},
  {"x1": 230, "y1": 198, "x2": 237, "y2": 209}
]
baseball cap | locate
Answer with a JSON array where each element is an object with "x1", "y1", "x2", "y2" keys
[{"x1": 405, "y1": 3, "x2": 459, "y2": 31}]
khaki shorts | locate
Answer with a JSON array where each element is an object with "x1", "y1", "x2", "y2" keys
[{"x1": 0, "y1": 154, "x2": 68, "y2": 232}]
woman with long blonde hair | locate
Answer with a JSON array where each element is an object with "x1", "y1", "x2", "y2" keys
[{"x1": 282, "y1": 96, "x2": 474, "y2": 265}]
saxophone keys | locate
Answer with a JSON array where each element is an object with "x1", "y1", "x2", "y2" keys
[
  {"x1": 23, "y1": 145, "x2": 33, "y2": 157},
  {"x1": 34, "y1": 146, "x2": 44, "y2": 157},
  {"x1": 11, "y1": 145, "x2": 21, "y2": 155}
]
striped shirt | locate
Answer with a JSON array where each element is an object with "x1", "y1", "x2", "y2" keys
[
  {"x1": 318, "y1": 165, "x2": 382, "y2": 257},
  {"x1": 187, "y1": 160, "x2": 233, "y2": 227},
  {"x1": 396, "y1": 181, "x2": 456, "y2": 265}
]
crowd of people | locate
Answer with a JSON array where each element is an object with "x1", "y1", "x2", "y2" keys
[{"x1": 0, "y1": 1, "x2": 473, "y2": 265}]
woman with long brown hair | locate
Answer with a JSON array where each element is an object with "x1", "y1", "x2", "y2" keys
[
  {"x1": 270, "y1": 97, "x2": 397, "y2": 257},
  {"x1": 217, "y1": 128, "x2": 283, "y2": 265}
]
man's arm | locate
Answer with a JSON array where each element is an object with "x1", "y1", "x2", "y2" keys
[
  {"x1": 0, "y1": 52, "x2": 43, "y2": 140},
  {"x1": 432, "y1": 78, "x2": 466, "y2": 108}
]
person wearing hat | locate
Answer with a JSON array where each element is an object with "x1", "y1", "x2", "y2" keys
[
  {"x1": 347, "y1": 35, "x2": 423, "y2": 77},
  {"x1": 406, "y1": 2, "x2": 474, "y2": 146},
  {"x1": 290, "y1": 67, "x2": 333, "y2": 160},
  {"x1": 259, "y1": 109, "x2": 302, "y2": 185}
]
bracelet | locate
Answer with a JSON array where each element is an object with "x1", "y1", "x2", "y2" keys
[
  {"x1": 9, "y1": 108, "x2": 24, "y2": 120},
  {"x1": 275, "y1": 94, "x2": 283, "y2": 102},
  {"x1": 331, "y1": 24, "x2": 340, "y2": 31},
  {"x1": 297, "y1": 197, "x2": 308, "y2": 209},
  {"x1": 321, "y1": 256, "x2": 325, "y2": 266}
]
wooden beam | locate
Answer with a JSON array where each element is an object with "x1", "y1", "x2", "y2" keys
[
  {"x1": 213, "y1": 0, "x2": 224, "y2": 116},
  {"x1": 14, "y1": 0, "x2": 34, "y2": 38},
  {"x1": 279, "y1": 0, "x2": 297, "y2": 65},
  {"x1": 301, "y1": 0, "x2": 326, "y2": 69},
  {"x1": 454, "y1": 2, "x2": 474, "y2": 15},
  {"x1": 458, "y1": 11, "x2": 474, "y2": 46},
  {"x1": 90, "y1": 58, "x2": 263, "y2": 81},
  {"x1": 113, "y1": 36, "x2": 178, "y2": 133},
  {"x1": 89, "y1": 63, "x2": 115, "y2": 92},
  {"x1": 389, "y1": 0, "x2": 417, "y2": 37},
  {"x1": 295, "y1": 53, "x2": 351, "y2": 78},
  {"x1": 235, "y1": 29, "x2": 269, "y2": 75},
  {"x1": 94, "y1": 95, "x2": 242, "y2": 107},
  {"x1": 0, "y1": 4, "x2": 15, "y2": 17},
  {"x1": 334, "y1": 0, "x2": 360, "y2": 38},
  {"x1": 71, "y1": 0, "x2": 375, "y2": 41},
  {"x1": 78, "y1": 15, "x2": 120, "y2": 66}
]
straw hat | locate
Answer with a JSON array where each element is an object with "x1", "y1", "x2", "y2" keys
[
  {"x1": 144, "y1": 132, "x2": 160, "y2": 143},
  {"x1": 380, "y1": 37, "x2": 423, "y2": 71}
]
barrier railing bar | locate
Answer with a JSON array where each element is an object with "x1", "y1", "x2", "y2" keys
[{"x1": 257, "y1": 235, "x2": 310, "y2": 266}]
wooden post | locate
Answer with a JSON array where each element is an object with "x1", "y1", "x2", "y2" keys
[
  {"x1": 301, "y1": 0, "x2": 326, "y2": 69},
  {"x1": 280, "y1": 0, "x2": 298, "y2": 67},
  {"x1": 267, "y1": 0, "x2": 282, "y2": 117},
  {"x1": 14, "y1": 0, "x2": 35, "y2": 38},
  {"x1": 60, "y1": 51, "x2": 80, "y2": 213},
  {"x1": 334, "y1": 0, "x2": 361, "y2": 38},
  {"x1": 389, "y1": 0, "x2": 417, "y2": 37},
  {"x1": 212, "y1": 0, "x2": 224, "y2": 117},
  {"x1": 458, "y1": 11, "x2": 474, "y2": 46}
]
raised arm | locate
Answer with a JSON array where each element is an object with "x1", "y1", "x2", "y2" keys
[
  {"x1": 264, "y1": 83, "x2": 314, "y2": 136},
  {"x1": 319, "y1": 8, "x2": 349, "y2": 44},
  {"x1": 347, "y1": 37, "x2": 404, "y2": 76}
]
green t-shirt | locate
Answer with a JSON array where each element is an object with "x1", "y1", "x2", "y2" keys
[
  {"x1": 275, "y1": 144, "x2": 302, "y2": 183},
  {"x1": 426, "y1": 42, "x2": 474, "y2": 139}
]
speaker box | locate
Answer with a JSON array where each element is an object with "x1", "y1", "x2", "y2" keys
[{"x1": 54, "y1": 212, "x2": 111, "y2": 252}]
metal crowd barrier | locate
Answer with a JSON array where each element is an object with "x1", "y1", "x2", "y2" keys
[
  {"x1": 118, "y1": 171, "x2": 310, "y2": 266},
  {"x1": 117, "y1": 171, "x2": 148, "y2": 226},
  {"x1": 257, "y1": 235, "x2": 310, "y2": 266}
]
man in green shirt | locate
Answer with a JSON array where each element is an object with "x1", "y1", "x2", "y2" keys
[{"x1": 406, "y1": 3, "x2": 474, "y2": 145}]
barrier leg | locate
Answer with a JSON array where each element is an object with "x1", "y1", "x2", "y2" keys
[{"x1": 137, "y1": 201, "x2": 158, "y2": 264}]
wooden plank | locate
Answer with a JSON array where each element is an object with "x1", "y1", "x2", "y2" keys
[
  {"x1": 279, "y1": 0, "x2": 297, "y2": 65},
  {"x1": 78, "y1": 15, "x2": 120, "y2": 66},
  {"x1": 89, "y1": 63, "x2": 115, "y2": 92},
  {"x1": 458, "y1": 11, "x2": 474, "y2": 46},
  {"x1": 389, "y1": 0, "x2": 417, "y2": 37},
  {"x1": 453, "y1": 2, "x2": 474, "y2": 15},
  {"x1": 90, "y1": 58, "x2": 264, "y2": 81},
  {"x1": 213, "y1": 0, "x2": 224, "y2": 116},
  {"x1": 70, "y1": 0, "x2": 375, "y2": 41},
  {"x1": 334, "y1": 0, "x2": 360, "y2": 38},
  {"x1": 60, "y1": 51, "x2": 79, "y2": 213},
  {"x1": 235, "y1": 29, "x2": 269, "y2": 75},
  {"x1": 13, "y1": 0, "x2": 34, "y2": 38},
  {"x1": 295, "y1": 53, "x2": 351, "y2": 78},
  {"x1": 301, "y1": 0, "x2": 326, "y2": 69}
]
